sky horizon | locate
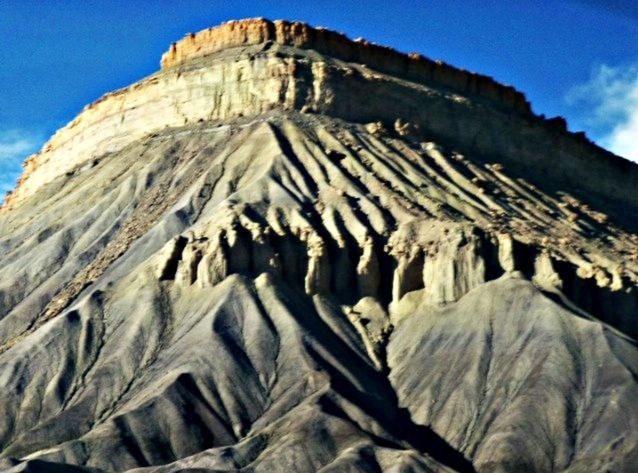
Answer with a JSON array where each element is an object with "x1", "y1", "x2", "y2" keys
[{"x1": 1, "y1": 1, "x2": 637, "y2": 195}]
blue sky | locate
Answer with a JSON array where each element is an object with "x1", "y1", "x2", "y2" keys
[{"x1": 1, "y1": 1, "x2": 637, "y2": 195}]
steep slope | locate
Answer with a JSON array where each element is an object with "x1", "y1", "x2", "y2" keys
[{"x1": 0, "y1": 19, "x2": 636, "y2": 473}]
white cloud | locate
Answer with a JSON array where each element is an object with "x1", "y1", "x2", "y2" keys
[
  {"x1": 0, "y1": 129, "x2": 43, "y2": 196},
  {"x1": 567, "y1": 63, "x2": 638, "y2": 162}
]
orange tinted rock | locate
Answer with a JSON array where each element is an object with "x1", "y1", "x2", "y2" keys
[{"x1": 160, "y1": 19, "x2": 530, "y2": 115}]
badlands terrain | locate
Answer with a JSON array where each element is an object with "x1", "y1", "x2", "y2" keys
[{"x1": 0, "y1": 19, "x2": 636, "y2": 472}]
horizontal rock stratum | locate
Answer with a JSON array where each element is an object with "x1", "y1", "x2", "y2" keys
[
  {"x1": 0, "y1": 18, "x2": 637, "y2": 473},
  {"x1": 160, "y1": 18, "x2": 530, "y2": 112}
]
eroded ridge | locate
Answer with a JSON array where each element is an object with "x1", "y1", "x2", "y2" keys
[{"x1": 0, "y1": 111, "x2": 636, "y2": 472}]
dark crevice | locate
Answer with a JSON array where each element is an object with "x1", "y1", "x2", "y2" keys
[
  {"x1": 376, "y1": 240, "x2": 397, "y2": 307},
  {"x1": 158, "y1": 236, "x2": 188, "y2": 281},
  {"x1": 398, "y1": 249, "x2": 426, "y2": 299},
  {"x1": 553, "y1": 259, "x2": 638, "y2": 341},
  {"x1": 271, "y1": 230, "x2": 309, "y2": 291},
  {"x1": 481, "y1": 233, "x2": 504, "y2": 282},
  {"x1": 511, "y1": 239, "x2": 537, "y2": 280},
  {"x1": 113, "y1": 417, "x2": 150, "y2": 468},
  {"x1": 330, "y1": 211, "x2": 364, "y2": 304}
]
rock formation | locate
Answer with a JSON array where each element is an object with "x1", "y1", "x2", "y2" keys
[{"x1": 0, "y1": 18, "x2": 636, "y2": 473}]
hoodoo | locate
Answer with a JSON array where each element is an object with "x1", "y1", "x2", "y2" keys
[{"x1": 0, "y1": 19, "x2": 636, "y2": 473}]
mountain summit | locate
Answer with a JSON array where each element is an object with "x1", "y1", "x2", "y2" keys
[{"x1": 0, "y1": 19, "x2": 636, "y2": 473}]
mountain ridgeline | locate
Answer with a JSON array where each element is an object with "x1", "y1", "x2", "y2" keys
[{"x1": 0, "y1": 19, "x2": 636, "y2": 473}]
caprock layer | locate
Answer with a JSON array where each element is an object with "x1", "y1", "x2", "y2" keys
[{"x1": 4, "y1": 19, "x2": 637, "y2": 226}]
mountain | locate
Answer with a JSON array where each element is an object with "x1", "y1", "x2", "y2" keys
[{"x1": 0, "y1": 18, "x2": 637, "y2": 473}]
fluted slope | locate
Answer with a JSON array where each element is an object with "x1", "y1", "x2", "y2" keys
[{"x1": 0, "y1": 19, "x2": 636, "y2": 473}]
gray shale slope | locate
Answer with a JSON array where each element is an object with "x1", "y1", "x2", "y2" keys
[{"x1": 0, "y1": 19, "x2": 637, "y2": 473}]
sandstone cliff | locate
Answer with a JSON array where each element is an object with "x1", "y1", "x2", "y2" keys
[{"x1": 0, "y1": 19, "x2": 636, "y2": 473}]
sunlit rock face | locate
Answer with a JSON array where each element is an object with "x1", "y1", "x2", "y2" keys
[{"x1": 0, "y1": 18, "x2": 637, "y2": 473}]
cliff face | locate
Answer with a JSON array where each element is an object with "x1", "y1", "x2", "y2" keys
[
  {"x1": 160, "y1": 18, "x2": 530, "y2": 113},
  {"x1": 5, "y1": 20, "x2": 637, "y2": 224},
  {"x1": 0, "y1": 19, "x2": 637, "y2": 473}
]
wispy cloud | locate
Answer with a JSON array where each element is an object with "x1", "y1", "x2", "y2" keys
[
  {"x1": 566, "y1": 62, "x2": 638, "y2": 162},
  {"x1": 0, "y1": 129, "x2": 43, "y2": 196}
]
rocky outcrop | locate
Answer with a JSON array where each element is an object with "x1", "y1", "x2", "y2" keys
[
  {"x1": 150, "y1": 202, "x2": 637, "y2": 342},
  {"x1": 160, "y1": 19, "x2": 530, "y2": 114},
  {"x1": 0, "y1": 19, "x2": 637, "y2": 473}
]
